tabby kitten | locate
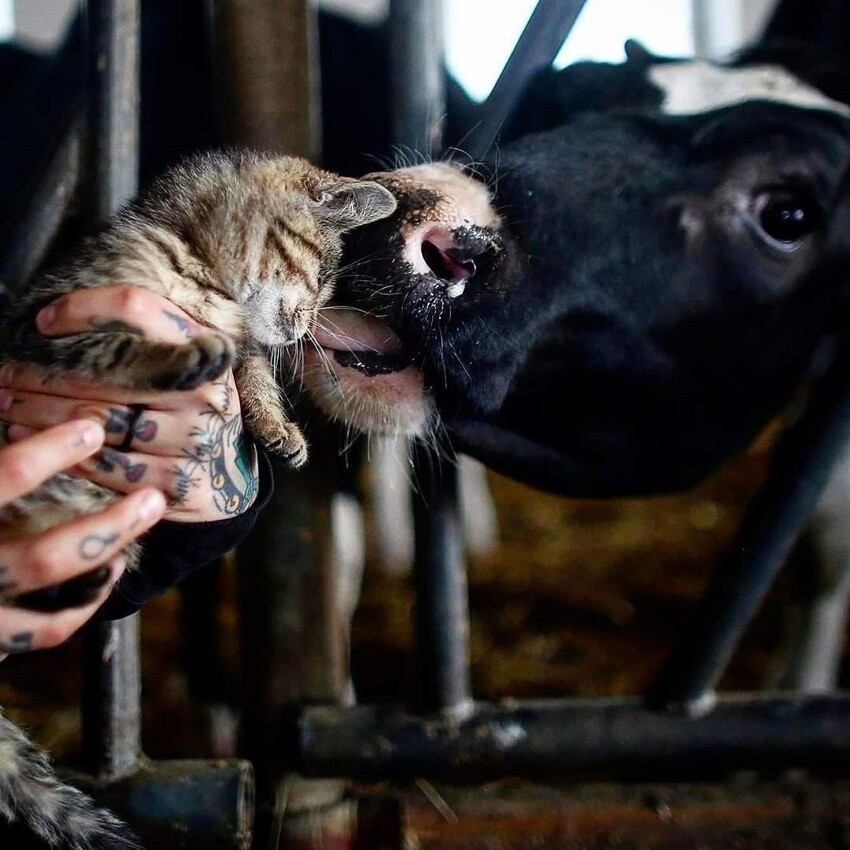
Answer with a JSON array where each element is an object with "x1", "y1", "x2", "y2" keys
[
  {"x1": 4, "y1": 150, "x2": 396, "y2": 461},
  {"x1": 0, "y1": 150, "x2": 396, "y2": 850},
  {"x1": 0, "y1": 150, "x2": 396, "y2": 550}
]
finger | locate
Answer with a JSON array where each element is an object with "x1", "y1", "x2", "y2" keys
[
  {"x1": 0, "y1": 362, "x2": 167, "y2": 405},
  {"x1": 36, "y1": 286, "x2": 205, "y2": 344},
  {"x1": 0, "y1": 576, "x2": 121, "y2": 652},
  {"x1": 10, "y1": 557, "x2": 126, "y2": 613},
  {"x1": 0, "y1": 361, "x2": 239, "y2": 411},
  {"x1": 0, "y1": 488, "x2": 165, "y2": 594},
  {"x1": 75, "y1": 448, "x2": 178, "y2": 492},
  {"x1": 1, "y1": 393, "x2": 185, "y2": 455},
  {"x1": 0, "y1": 419, "x2": 105, "y2": 504},
  {"x1": 74, "y1": 450, "x2": 214, "y2": 519},
  {"x1": 74, "y1": 445, "x2": 254, "y2": 522}
]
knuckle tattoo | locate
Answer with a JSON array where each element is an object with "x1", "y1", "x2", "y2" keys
[
  {"x1": 0, "y1": 565, "x2": 17, "y2": 597},
  {"x1": 95, "y1": 447, "x2": 148, "y2": 483},
  {"x1": 78, "y1": 532, "x2": 119, "y2": 561},
  {"x1": 0, "y1": 631, "x2": 34, "y2": 653}
]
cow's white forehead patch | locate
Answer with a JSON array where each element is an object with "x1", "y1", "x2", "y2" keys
[{"x1": 649, "y1": 60, "x2": 850, "y2": 118}]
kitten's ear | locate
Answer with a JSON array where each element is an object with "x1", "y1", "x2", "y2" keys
[{"x1": 316, "y1": 181, "x2": 397, "y2": 231}]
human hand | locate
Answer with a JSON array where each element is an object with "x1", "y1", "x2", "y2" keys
[
  {"x1": 0, "y1": 419, "x2": 166, "y2": 657},
  {"x1": 0, "y1": 286, "x2": 259, "y2": 523}
]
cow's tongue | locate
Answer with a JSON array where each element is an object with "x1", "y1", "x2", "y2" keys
[{"x1": 313, "y1": 309, "x2": 412, "y2": 376}]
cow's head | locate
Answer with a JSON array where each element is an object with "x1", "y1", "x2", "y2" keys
[{"x1": 301, "y1": 47, "x2": 850, "y2": 496}]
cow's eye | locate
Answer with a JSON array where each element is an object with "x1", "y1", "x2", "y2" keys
[{"x1": 753, "y1": 191, "x2": 820, "y2": 249}]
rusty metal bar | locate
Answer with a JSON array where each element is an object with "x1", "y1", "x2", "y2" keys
[
  {"x1": 649, "y1": 336, "x2": 850, "y2": 715},
  {"x1": 294, "y1": 693, "x2": 850, "y2": 781},
  {"x1": 82, "y1": 617, "x2": 142, "y2": 779},
  {"x1": 209, "y1": 0, "x2": 321, "y2": 159},
  {"x1": 84, "y1": 0, "x2": 140, "y2": 224},
  {"x1": 80, "y1": 0, "x2": 142, "y2": 780},
  {"x1": 68, "y1": 759, "x2": 254, "y2": 850},
  {"x1": 411, "y1": 443, "x2": 472, "y2": 716}
]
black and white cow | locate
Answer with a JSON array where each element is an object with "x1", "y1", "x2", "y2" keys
[
  {"x1": 307, "y1": 47, "x2": 850, "y2": 493},
  {"x1": 302, "y1": 37, "x2": 850, "y2": 685}
]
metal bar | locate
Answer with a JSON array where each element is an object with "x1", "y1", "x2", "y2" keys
[
  {"x1": 67, "y1": 759, "x2": 254, "y2": 850},
  {"x1": 85, "y1": 0, "x2": 141, "y2": 223},
  {"x1": 388, "y1": 0, "x2": 446, "y2": 156},
  {"x1": 209, "y1": 0, "x2": 321, "y2": 158},
  {"x1": 466, "y1": 0, "x2": 589, "y2": 159},
  {"x1": 387, "y1": 0, "x2": 472, "y2": 716},
  {"x1": 80, "y1": 0, "x2": 141, "y2": 781},
  {"x1": 82, "y1": 617, "x2": 141, "y2": 779},
  {"x1": 649, "y1": 336, "x2": 850, "y2": 714},
  {"x1": 0, "y1": 122, "x2": 83, "y2": 296},
  {"x1": 293, "y1": 693, "x2": 850, "y2": 781},
  {"x1": 411, "y1": 444, "x2": 473, "y2": 715}
]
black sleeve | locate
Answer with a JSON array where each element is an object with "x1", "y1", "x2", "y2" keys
[{"x1": 98, "y1": 450, "x2": 274, "y2": 620}]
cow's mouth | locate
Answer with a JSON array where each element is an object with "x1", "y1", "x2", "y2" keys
[
  {"x1": 302, "y1": 308, "x2": 430, "y2": 434},
  {"x1": 312, "y1": 310, "x2": 412, "y2": 376},
  {"x1": 333, "y1": 348, "x2": 411, "y2": 376}
]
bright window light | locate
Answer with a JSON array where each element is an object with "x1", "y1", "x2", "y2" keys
[
  {"x1": 0, "y1": 0, "x2": 13, "y2": 42},
  {"x1": 445, "y1": 0, "x2": 696, "y2": 103}
]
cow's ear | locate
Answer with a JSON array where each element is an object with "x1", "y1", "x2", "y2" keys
[{"x1": 624, "y1": 39, "x2": 654, "y2": 67}]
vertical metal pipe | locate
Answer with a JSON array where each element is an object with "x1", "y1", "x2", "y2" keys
[
  {"x1": 209, "y1": 0, "x2": 321, "y2": 159},
  {"x1": 387, "y1": 0, "x2": 471, "y2": 716},
  {"x1": 388, "y1": 0, "x2": 445, "y2": 156},
  {"x1": 81, "y1": 0, "x2": 141, "y2": 780},
  {"x1": 82, "y1": 617, "x2": 142, "y2": 779},
  {"x1": 648, "y1": 338, "x2": 850, "y2": 714},
  {"x1": 209, "y1": 2, "x2": 352, "y2": 846},
  {"x1": 411, "y1": 445, "x2": 472, "y2": 715},
  {"x1": 85, "y1": 0, "x2": 140, "y2": 223},
  {"x1": 466, "y1": 0, "x2": 588, "y2": 160}
]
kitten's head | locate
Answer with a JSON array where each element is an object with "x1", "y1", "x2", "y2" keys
[{"x1": 237, "y1": 158, "x2": 397, "y2": 348}]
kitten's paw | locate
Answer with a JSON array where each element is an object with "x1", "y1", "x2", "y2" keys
[
  {"x1": 157, "y1": 334, "x2": 236, "y2": 390},
  {"x1": 256, "y1": 421, "x2": 309, "y2": 468}
]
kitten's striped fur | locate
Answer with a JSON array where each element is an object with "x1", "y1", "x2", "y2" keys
[{"x1": 0, "y1": 150, "x2": 396, "y2": 848}]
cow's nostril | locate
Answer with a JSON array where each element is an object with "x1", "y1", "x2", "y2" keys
[{"x1": 421, "y1": 239, "x2": 472, "y2": 283}]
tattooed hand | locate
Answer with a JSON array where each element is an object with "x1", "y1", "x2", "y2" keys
[
  {"x1": 0, "y1": 420, "x2": 166, "y2": 659},
  {"x1": 0, "y1": 286, "x2": 260, "y2": 522}
]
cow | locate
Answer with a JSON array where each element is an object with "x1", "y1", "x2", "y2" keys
[{"x1": 302, "y1": 32, "x2": 850, "y2": 689}]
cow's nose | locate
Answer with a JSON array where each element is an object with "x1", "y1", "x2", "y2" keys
[
  {"x1": 421, "y1": 236, "x2": 476, "y2": 284},
  {"x1": 405, "y1": 223, "x2": 500, "y2": 298}
]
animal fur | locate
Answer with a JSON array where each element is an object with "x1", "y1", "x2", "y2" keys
[{"x1": 0, "y1": 712, "x2": 139, "y2": 849}]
